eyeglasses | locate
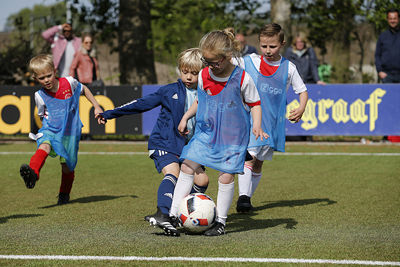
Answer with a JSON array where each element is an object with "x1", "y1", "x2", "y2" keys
[{"x1": 201, "y1": 57, "x2": 225, "y2": 68}]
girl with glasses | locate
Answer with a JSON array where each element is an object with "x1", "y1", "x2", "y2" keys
[{"x1": 155, "y1": 29, "x2": 268, "y2": 236}]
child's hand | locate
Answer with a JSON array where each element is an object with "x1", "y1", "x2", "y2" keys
[
  {"x1": 93, "y1": 107, "x2": 105, "y2": 124},
  {"x1": 178, "y1": 119, "x2": 189, "y2": 136},
  {"x1": 288, "y1": 107, "x2": 305, "y2": 123},
  {"x1": 95, "y1": 113, "x2": 107, "y2": 125},
  {"x1": 252, "y1": 127, "x2": 269, "y2": 141}
]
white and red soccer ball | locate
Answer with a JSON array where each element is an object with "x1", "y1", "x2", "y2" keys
[{"x1": 178, "y1": 193, "x2": 216, "y2": 233}]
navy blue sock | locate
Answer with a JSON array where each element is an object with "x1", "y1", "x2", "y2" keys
[
  {"x1": 157, "y1": 174, "x2": 177, "y2": 215},
  {"x1": 191, "y1": 183, "x2": 208, "y2": 194}
]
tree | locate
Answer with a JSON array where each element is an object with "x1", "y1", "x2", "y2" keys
[
  {"x1": 270, "y1": 0, "x2": 291, "y2": 47},
  {"x1": 2, "y1": 0, "x2": 269, "y2": 85},
  {"x1": 118, "y1": 0, "x2": 156, "y2": 85},
  {"x1": 151, "y1": 0, "x2": 266, "y2": 64},
  {"x1": 0, "y1": 2, "x2": 67, "y2": 85},
  {"x1": 290, "y1": 0, "x2": 400, "y2": 83}
]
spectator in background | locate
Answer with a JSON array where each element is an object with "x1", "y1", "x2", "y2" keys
[
  {"x1": 236, "y1": 33, "x2": 258, "y2": 56},
  {"x1": 375, "y1": 9, "x2": 400, "y2": 83},
  {"x1": 42, "y1": 23, "x2": 81, "y2": 78},
  {"x1": 69, "y1": 33, "x2": 101, "y2": 86},
  {"x1": 284, "y1": 32, "x2": 326, "y2": 85}
]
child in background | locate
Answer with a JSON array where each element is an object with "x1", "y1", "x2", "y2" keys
[
  {"x1": 157, "y1": 30, "x2": 268, "y2": 236},
  {"x1": 20, "y1": 54, "x2": 103, "y2": 205},
  {"x1": 233, "y1": 23, "x2": 309, "y2": 212},
  {"x1": 96, "y1": 48, "x2": 209, "y2": 236}
]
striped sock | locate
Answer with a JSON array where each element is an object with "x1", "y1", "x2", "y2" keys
[{"x1": 157, "y1": 174, "x2": 178, "y2": 215}]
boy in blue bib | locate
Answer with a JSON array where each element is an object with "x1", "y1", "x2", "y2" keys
[{"x1": 19, "y1": 54, "x2": 103, "y2": 205}]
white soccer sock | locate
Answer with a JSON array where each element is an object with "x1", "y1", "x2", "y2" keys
[
  {"x1": 169, "y1": 171, "x2": 194, "y2": 217},
  {"x1": 250, "y1": 172, "x2": 262, "y2": 197},
  {"x1": 238, "y1": 164, "x2": 252, "y2": 196},
  {"x1": 216, "y1": 181, "x2": 235, "y2": 225}
]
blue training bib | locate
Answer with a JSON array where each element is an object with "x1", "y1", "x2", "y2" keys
[
  {"x1": 37, "y1": 83, "x2": 83, "y2": 170},
  {"x1": 244, "y1": 56, "x2": 288, "y2": 152},
  {"x1": 181, "y1": 67, "x2": 250, "y2": 174}
]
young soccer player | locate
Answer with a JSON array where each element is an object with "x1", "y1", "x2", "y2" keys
[
  {"x1": 153, "y1": 30, "x2": 268, "y2": 236},
  {"x1": 20, "y1": 54, "x2": 104, "y2": 205},
  {"x1": 233, "y1": 23, "x2": 309, "y2": 212},
  {"x1": 96, "y1": 48, "x2": 209, "y2": 236}
]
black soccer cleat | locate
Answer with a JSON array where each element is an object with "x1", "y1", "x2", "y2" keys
[
  {"x1": 236, "y1": 195, "x2": 253, "y2": 213},
  {"x1": 144, "y1": 207, "x2": 163, "y2": 222},
  {"x1": 57, "y1": 192, "x2": 70, "y2": 205},
  {"x1": 149, "y1": 212, "x2": 180, "y2": 237},
  {"x1": 20, "y1": 164, "x2": 38, "y2": 189},
  {"x1": 204, "y1": 222, "x2": 225, "y2": 236}
]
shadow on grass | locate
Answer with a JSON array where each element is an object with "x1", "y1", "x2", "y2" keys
[
  {"x1": 227, "y1": 198, "x2": 337, "y2": 234},
  {"x1": 254, "y1": 198, "x2": 337, "y2": 211},
  {"x1": 39, "y1": 194, "x2": 137, "y2": 209},
  {"x1": 0, "y1": 214, "x2": 44, "y2": 224},
  {"x1": 227, "y1": 216, "x2": 298, "y2": 234}
]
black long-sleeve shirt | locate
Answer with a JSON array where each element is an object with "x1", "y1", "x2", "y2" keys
[{"x1": 375, "y1": 28, "x2": 400, "y2": 73}]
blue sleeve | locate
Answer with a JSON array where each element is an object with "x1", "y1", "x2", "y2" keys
[{"x1": 101, "y1": 88, "x2": 163, "y2": 119}]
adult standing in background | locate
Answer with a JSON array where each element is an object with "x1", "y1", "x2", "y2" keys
[
  {"x1": 375, "y1": 9, "x2": 400, "y2": 83},
  {"x1": 236, "y1": 33, "x2": 258, "y2": 56},
  {"x1": 69, "y1": 33, "x2": 100, "y2": 85},
  {"x1": 284, "y1": 32, "x2": 326, "y2": 85},
  {"x1": 42, "y1": 23, "x2": 82, "y2": 78}
]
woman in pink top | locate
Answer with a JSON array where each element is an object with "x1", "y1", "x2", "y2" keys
[{"x1": 70, "y1": 33, "x2": 100, "y2": 85}]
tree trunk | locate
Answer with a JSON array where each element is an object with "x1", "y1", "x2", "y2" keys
[
  {"x1": 330, "y1": 0, "x2": 353, "y2": 83},
  {"x1": 119, "y1": 0, "x2": 157, "y2": 85},
  {"x1": 270, "y1": 0, "x2": 291, "y2": 46}
]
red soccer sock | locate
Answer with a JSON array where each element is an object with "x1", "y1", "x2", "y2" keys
[
  {"x1": 29, "y1": 149, "x2": 49, "y2": 179},
  {"x1": 59, "y1": 171, "x2": 75, "y2": 194}
]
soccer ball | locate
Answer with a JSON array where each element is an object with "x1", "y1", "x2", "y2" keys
[{"x1": 178, "y1": 193, "x2": 216, "y2": 233}]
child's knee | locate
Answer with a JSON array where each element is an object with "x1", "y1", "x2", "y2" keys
[
  {"x1": 218, "y1": 173, "x2": 234, "y2": 184},
  {"x1": 38, "y1": 143, "x2": 51, "y2": 154},
  {"x1": 181, "y1": 160, "x2": 199, "y2": 175}
]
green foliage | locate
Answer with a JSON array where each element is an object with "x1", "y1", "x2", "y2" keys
[
  {"x1": 72, "y1": 0, "x2": 119, "y2": 49},
  {"x1": 1, "y1": 2, "x2": 69, "y2": 85},
  {"x1": 150, "y1": 0, "x2": 266, "y2": 64},
  {"x1": 365, "y1": 0, "x2": 400, "y2": 35},
  {"x1": 1, "y1": 0, "x2": 268, "y2": 84},
  {"x1": 289, "y1": 0, "x2": 400, "y2": 83},
  {"x1": 290, "y1": 0, "x2": 362, "y2": 55}
]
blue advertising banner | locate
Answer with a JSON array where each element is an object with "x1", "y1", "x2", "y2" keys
[
  {"x1": 143, "y1": 84, "x2": 400, "y2": 136},
  {"x1": 2, "y1": 84, "x2": 398, "y2": 136},
  {"x1": 286, "y1": 84, "x2": 400, "y2": 136}
]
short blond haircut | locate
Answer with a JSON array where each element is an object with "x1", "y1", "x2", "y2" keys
[
  {"x1": 178, "y1": 48, "x2": 203, "y2": 72},
  {"x1": 29, "y1": 54, "x2": 55, "y2": 76},
  {"x1": 259, "y1": 23, "x2": 285, "y2": 44}
]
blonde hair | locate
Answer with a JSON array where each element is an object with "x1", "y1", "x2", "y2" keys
[
  {"x1": 259, "y1": 23, "x2": 285, "y2": 43},
  {"x1": 81, "y1": 32, "x2": 97, "y2": 57},
  {"x1": 29, "y1": 54, "x2": 55, "y2": 76},
  {"x1": 199, "y1": 29, "x2": 242, "y2": 58},
  {"x1": 291, "y1": 32, "x2": 308, "y2": 49},
  {"x1": 178, "y1": 48, "x2": 203, "y2": 72}
]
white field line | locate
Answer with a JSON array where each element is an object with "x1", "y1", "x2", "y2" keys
[
  {"x1": 1, "y1": 151, "x2": 400, "y2": 156},
  {"x1": 0, "y1": 255, "x2": 399, "y2": 265}
]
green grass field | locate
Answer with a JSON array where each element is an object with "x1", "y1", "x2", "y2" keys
[{"x1": 0, "y1": 141, "x2": 399, "y2": 266}]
